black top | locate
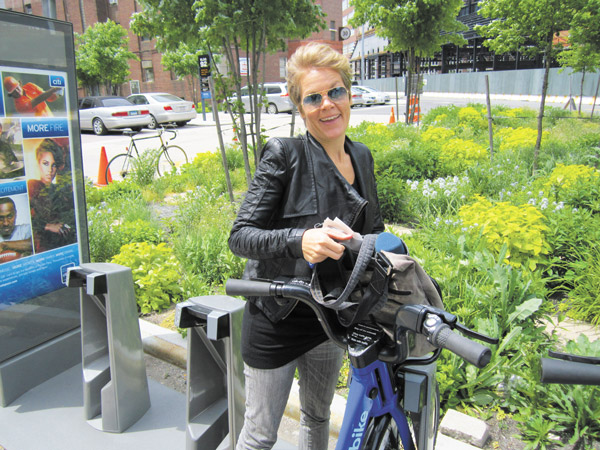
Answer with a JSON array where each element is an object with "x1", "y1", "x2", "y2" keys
[{"x1": 241, "y1": 159, "x2": 366, "y2": 369}]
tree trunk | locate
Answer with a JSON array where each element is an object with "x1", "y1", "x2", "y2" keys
[
  {"x1": 405, "y1": 49, "x2": 415, "y2": 124},
  {"x1": 578, "y1": 68, "x2": 585, "y2": 116},
  {"x1": 533, "y1": 39, "x2": 552, "y2": 174}
]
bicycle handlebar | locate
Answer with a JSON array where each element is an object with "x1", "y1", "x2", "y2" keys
[
  {"x1": 225, "y1": 278, "x2": 493, "y2": 368},
  {"x1": 429, "y1": 323, "x2": 491, "y2": 368},
  {"x1": 540, "y1": 350, "x2": 600, "y2": 385}
]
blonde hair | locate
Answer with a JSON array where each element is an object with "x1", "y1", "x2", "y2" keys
[{"x1": 286, "y1": 42, "x2": 352, "y2": 111}]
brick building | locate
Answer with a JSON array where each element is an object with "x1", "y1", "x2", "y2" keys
[{"x1": 1, "y1": 0, "x2": 343, "y2": 102}]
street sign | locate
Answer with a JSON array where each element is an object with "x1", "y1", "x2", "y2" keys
[
  {"x1": 201, "y1": 91, "x2": 211, "y2": 99},
  {"x1": 198, "y1": 54, "x2": 210, "y2": 77}
]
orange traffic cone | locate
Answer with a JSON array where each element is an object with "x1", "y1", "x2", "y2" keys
[
  {"x1": 96, "y1": 146, "x2": 112, "y2": 186},
  {"x1": 389, "y1": 107, "x2": 396, "y2": 124}
]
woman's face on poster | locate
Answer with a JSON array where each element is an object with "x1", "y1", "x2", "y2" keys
[{"x1": 38, "y1": 151, "x2": 57, "y2": 184}]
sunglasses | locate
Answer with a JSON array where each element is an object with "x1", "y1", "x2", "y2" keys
[{"x1": 302, "y1": 86, "x2": 349, "y2": 109}]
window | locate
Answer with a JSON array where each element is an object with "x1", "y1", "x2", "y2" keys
[
  {"x1": 330, "y1": 20, "x2": 336, "y2": 41},
  {"x1": 24, "y1": 3, "x2": 32, "y2": 13},
  {"x1": 42, "y1": 0, "x2": 56, "y2": 18},
  {"x1": 143, "y1": 68, "x2": 154, "y2": 82},
  {"x1": 279, "y1": 57, "x2": 287, "y2": 78}
]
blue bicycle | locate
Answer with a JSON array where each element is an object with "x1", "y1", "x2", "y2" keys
[{"x1": 225, "y1": 276, "x2": 497, "y2": 450}]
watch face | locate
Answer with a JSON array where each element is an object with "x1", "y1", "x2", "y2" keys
[{"x1": 340, "y1": 27, "x2": 351, "y2": 40}]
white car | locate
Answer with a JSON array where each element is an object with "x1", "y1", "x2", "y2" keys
[
  {"x1": 353, "y1": 86, "x2": 390, "y2": 105},
  {"x1": 350, "y1": 86, "x2": 368, "y2": 107},
  {"x1": 127, "y1": 93, "x2": 197, "y2": 129},
  {"x1": 228, "y1": 83, "x2": 294, "y2": 114},
  {"x1": 78, "y1": 96, "x2": 151, "y2": 136}
]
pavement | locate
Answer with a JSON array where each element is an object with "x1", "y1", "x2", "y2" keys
[{"x1": 139, "y1": 314, "x2": 600, "y2": 449}]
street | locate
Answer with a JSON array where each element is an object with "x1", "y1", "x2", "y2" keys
[{"x1": 79, "y1": 93, "x2": 596, "y2": 184}]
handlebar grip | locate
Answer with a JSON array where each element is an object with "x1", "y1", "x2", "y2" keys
[
  {"x1": 225, "y1": 279, "x2": 272, "y2": 297},
  {"x1": 541, "y1": 358, "x2": 600, "y2": 385},
  {"x1": 432, "y1": 325, "x2": 492, "y2": 368}
]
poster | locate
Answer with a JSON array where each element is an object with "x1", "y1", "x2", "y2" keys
[{"x1": 0, "y1": 66, "x2": 79, "y2": 309}]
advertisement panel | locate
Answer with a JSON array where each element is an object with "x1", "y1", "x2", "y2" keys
[
  {"x1": 0, "y1": 10, "x2": 87, "y2": 365},
  {"x1": 0, "y1": 68, "x2": 79, "y2": 307}
]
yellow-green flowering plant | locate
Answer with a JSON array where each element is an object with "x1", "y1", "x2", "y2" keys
[
  {"x1": 458, "y1": 106, "x2": 487, "y2": 129},
  {"x1": 439, "y1": 138, "x2": 488, "y2": 173},
  {"x1": 421, "y1": 126, "x2": 455, "y2": 146},
  {"x1": 458, "y1": 195, "x2": 550, "y2": 270},
  {"x1": 497, "y1": 126, "x2": 547, "y2": 152}
]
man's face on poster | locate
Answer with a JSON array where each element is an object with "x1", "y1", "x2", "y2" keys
[{"x1": 0, "y1": 202, "x2": 17, "y2": 239}]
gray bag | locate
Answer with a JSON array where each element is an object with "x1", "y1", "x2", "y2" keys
[{"x1": 310, "y1": 234, "x2": 444, "y2": 357}]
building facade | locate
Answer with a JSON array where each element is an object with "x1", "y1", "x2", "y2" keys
[
  {"x1": 342, "y1": 0, "x2": 557, "y2": 83},
  {"x1": 1, "y1": 0, "x2": 343, "y2": 101}
]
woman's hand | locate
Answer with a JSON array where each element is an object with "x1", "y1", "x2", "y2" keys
[{"x1": 302, "y1": 227, "x2": 352, "y2": 264}]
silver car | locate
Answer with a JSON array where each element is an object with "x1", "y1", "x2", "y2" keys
[
  {"x1": 78, "y1": 96, "x2": 151, "y2": 135},
  {"x1": 350, "y1": 86, "x2": 367, "y2": 107},
  {"x1": 127, "y1": 92, "x2": 197, "y2": 129},
  {"x1": 353, "y1": 86, "x2": 390, "y2": 105},
  {"x1": 229, "y1": 83, "x2": 293, "y2": 114}
]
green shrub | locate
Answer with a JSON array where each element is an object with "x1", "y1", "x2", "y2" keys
[
  {"x1": 375, "y1": 169, "x2": 412, "y2": 224},
  {"x1": 85, "y1": 178, "x2": 143, "y2": 206},
  {"x1": 87, "y1": 204, "x2": 126, "y2": 262},
  {"x1": 111, "y1": 242, "x2": 184, "y2": 313},
  {"x1": 132, "y1": 148, "x2": 161, "y2": 186},
  {"x1": 561, "y1": 245, "x2": 600, "y2": 324},
  {"x1": 170, "y1": 186, "x2": 245, "y2": 296},
  {"x1": 115, "y1": 219, "x2": 164, "y2": 245}
]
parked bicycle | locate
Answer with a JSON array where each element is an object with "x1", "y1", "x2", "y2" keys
[
  {"x1": 225, "y1": 275, "x2": 497, "y2": 450},
  {"x1": 106, "y1": 126, "x2": 188, "y2": 182}
]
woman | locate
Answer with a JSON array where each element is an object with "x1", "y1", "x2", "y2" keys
[
  {"x1": 27, "y1": 138, "x2": 75, "y2": 253},
  {"x1": 228, "y1": 42, "x2": 384, "y2": 449}
]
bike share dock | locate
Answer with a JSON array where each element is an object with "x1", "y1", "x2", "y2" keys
[{"x1": 1, "y1": 262, "x2": 297, "y2": 450}]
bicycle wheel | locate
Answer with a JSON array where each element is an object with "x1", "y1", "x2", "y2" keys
[
  {"x1": 362, "y1": 414, "x2": 402, "y2": 450},
  {"x1": 156, "y1": 145, "x2": 188, "y2": 176},
  {"x1": 106, "y1": 153, "x2": 135, "y2": 182}
]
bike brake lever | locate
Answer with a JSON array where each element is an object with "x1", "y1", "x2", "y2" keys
[
  {"x1": 454, "y1": 322, "x2": 499, "y2": 345},
  {"x1": 548, "y1": 349, "x2": 600, "y2": 365}
]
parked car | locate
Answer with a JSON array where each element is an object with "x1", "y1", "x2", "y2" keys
[
  {"x1": 78, "y1": 96, "x2": 151, "y2": 136},
  {"x1": 353, "y1": 86, "x2": 390, "y2": 105},
  {"x1": 350, "y1": 86, "x2": 367, "y2": 107},
  {"x1": 127, "y1": 92, "x2": 197, "y2": 129},
  {"x1": 228, "y1": 82, "x2": 293, "y2": 114}
]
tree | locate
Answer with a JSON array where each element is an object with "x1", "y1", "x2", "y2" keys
[
  {"x1": 476, "y1": 0, "x2": 578, "y2": 173},
  {"x1": 350, "y1": 0, "x2": 466, "y2": 123},
  {"x1": 161, "y1": 43, "x2": 206, "y2": 105},
  {"x1": 557, "y1": 40, "x2": 600, "y2": 115},
  {"x1": 131, "y1": 0, "x2": 325, "y2": 187},
  {"x1": 75, "y1": 20, "x2": 139, "y2": 96}
]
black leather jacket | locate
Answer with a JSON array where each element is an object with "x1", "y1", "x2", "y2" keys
[{"x1": 228, "y1": 132, "x2": 384, "y2": 322}]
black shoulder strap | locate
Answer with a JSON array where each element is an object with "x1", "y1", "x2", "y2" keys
[{"x1": 310, "y1": 233, "x2": 377, "y2": 310}]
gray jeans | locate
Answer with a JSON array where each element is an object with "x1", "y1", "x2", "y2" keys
[{"x1": 236, "y1": 339, "x2": 344, "y2": 450}]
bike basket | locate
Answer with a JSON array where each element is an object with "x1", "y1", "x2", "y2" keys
[{"x1": 310, "y1": 233, "x2": 444, "y2": 357}]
